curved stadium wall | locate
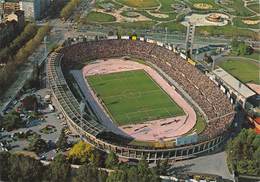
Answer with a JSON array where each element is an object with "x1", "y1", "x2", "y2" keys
[{"x1": 47, "y1": 38, "x2": 235, "y2": 161}]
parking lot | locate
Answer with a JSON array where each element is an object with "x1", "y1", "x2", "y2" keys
[{"x1": 0, "y1": 88, "x2": 80, "y2": 160}]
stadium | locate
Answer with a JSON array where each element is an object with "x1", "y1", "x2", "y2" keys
[{"x1": 47, "y1": 36, "x2": 235, "y2": 162}]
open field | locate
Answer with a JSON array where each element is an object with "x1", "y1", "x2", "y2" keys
[
  {"x1": 247, "y1": 2, "x2": 260, "y2": 13},
  {"x1": 196, "y1": 24, "x2": 259, "y2": 40},
  {"x1": 233, "y1": 16, "x2": 260, "y2": 29},
  {"x1": 87, "y1": 70, "x2": 184, "y2": 126},
  {"x1": 84, "y1": 11, "x2": 116, "y2": 22},
  {"x1": 188, "y1": 0, "x2": 219, "y2": 10},
  {"x1": 218, "y1": 59, "x2": 260, "y2": 85},
  {"x1": 115, "y1": 0, "x2": 159, "y2": 8}
]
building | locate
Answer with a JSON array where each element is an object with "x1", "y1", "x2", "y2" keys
[
  {"x1": 0, "y1": 10, "x2": 24, "y2": 48},
  {"x1": 0, "y1": 19, "x2": 16, "y2": 48},
  {"x1": 19, "y1": 0, "x2": 50, "y2": 20},
  {"x1": 6, "y1": 9, "x2": 24, "y2": 29},
  {"x1": 2, "y1": 0, "x2": 20, "y2": 14},
  {"x1": 210, "y1": 68, "x2": 256, "y2": 108}
]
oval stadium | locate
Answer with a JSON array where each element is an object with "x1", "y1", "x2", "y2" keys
[{"x1": 47, "y1": 37, "x2": 235, "y2": 162}]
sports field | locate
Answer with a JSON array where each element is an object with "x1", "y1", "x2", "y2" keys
[{"x1": 87, "y1": 70, "x2": 184, "y2": 126}]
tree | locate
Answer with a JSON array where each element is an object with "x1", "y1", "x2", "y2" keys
[
  {"x1": 157, "y1": 158, "x2": 170, "y2": 175},
  {"x1": 105, "y1": 152, "x2": 119, "y2": 169},
  {"x1": 68, "y1": 141, "x2": 94, "y2": 164},
  {"x1": 226, "y1": 129, "x2": 260, "y2": 176},
  {"x1": 8, "y1": 154, "x2": 43, "y2": 182},
  {"x1": 126, "y1": 166, "x2": 139, "y2": 182},
  {"x1": 106, "y1": 170, "x2": 127, "y2": 182},
  {"x1": 203, "y1": 53, "x2": 213, "y2": 64},
  {"x1": 28, "y1": 135, "x2": 48, "y2": 154},
  {"x1": 60, "y1": 0, "x2": 80, "y2": 20},
  {"x1": 73, "y1": 163, "x2": 108, "y2": 182},
  {"x1": 1, "y1": 110, "x2": 24, "y2": 131},
  {"x1": 45, "y1": 154, "x2": 71, "y2": 182},
  {"x1": 0, "y1": 152, "x2": 11, "y2": 181},
  {"x1": 56, "y1": 128, "x2": 68, "y2": 151}
]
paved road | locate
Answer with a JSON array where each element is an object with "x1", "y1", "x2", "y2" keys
[{"x1": 170, "y1": 151, "x2": 234, "y2": 181}]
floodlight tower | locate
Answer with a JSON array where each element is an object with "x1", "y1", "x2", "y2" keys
[
  {"x1": 79, "y1": 101, "x2": 86, "y2": 139},
  {"x1": 185, "y1": 22, "x2": 196, "y2": 59}
]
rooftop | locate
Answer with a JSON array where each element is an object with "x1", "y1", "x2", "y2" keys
[{"x1": 213, "y1": 68, "x2": 256, "y2": 99}]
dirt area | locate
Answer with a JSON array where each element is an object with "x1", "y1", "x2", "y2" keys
[
  {"x1": 242, "y1": 19, "x2": 260, "y2": 25},
  {"x1": 82, "y1": 58, "x2": 196, "y2": 141},
  {"x1": 148, "y1": 12, "x2": 169, "y2": 18},
  {"x1": 193, "y1": 3, "x2": 213, "y2": 9},
  {"x1": 182, "y1": 13, "x2": 229, "y2": 26}
]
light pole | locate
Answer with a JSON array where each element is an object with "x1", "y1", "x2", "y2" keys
[{"x1": 79, "y1": 101, "x2": 85, "y2": 139}]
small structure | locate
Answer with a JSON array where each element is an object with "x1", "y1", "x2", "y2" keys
[
  {"x1": 206, "y1": 13, "x2": 224, "y2": 22},
  {"x1": 210, "y1": 68, "x2": 256, "y2": 108}
]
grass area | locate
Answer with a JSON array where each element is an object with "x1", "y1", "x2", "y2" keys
[
  {"x1": 120, "y1": 11, "x2": 140, "y2": 18},
  {"x1": 157, "y1": 21, "x2": 186, "y2": 32},
  {"x1": 247, "y1": 2, "x2": 260, "y2": 13},
  {"x1": 96, "y1": 0, "x2": 123, "y2": 10},
  {"x1": 231, "y1": 51, "x2": 260, "y2": 60},
  {"x1": 84, "y1": 11, "x2": 116, "y2": 23},
  {"x1": 136, "y1": 10, "x2": 177, "y2": 21},
  {"x1": 218, "y1": 59, "x2": 260, "y2": 84},
  {"x1": 196, "y1": 24, "x2": 260, "y2": 40},
  {"x1": 186, "y1": 115, "x2": 206, "y2": 135},
  {"x1": 87, "y1": 70, "x2": 184, "y2": 126},
  {"x1": 188, "y1": 0, "x2": 220, "y2": 10},
  {"x1": 222, "y1": 0, "x2": 255, "y2": 16},
  {"x1": 242, "y1": 52, "x2": 260, "y2": 60},
  {"x1": 116, "y1": 0, "x2": 159, "y2": 8},
  {"x1": 233, "y1": 16, "x2": 260, "y2": 29},
  {"x1": 107, "y1": 21, "x2": 157, "y2": 30},
  {"x1": 159, "y1": 0, "x2": 179, "y2": 12}
]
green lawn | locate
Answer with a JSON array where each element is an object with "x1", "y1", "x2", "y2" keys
[
  {"x1": 233, "y1": 16, "x2": 260, "y2": 29},
  {"x1": 186, "y1": 115, "x2": 206, "y2": 135},
  {"x1": 87, "y1": 70, "x2": 184, "y2": 126},
  {"x1": 247, "y1": 2, "x2": 260, "y2": 13},
  {"x1": 221, "y1": 0, "x2": 255, "y2": 16},
  {"x1": 188, "y1": 0, "x2": 220, "y2": 10},
  {"x1": 218, "y1": 59, "x2": 260, "y2": 84},
  {"x1": 196, "y1": 24, "x2": 259, "y2": 40},
  {"x1": 116, "y1": 0, "x2": 159, "y2": 8},
  {"x1": 159, "y1": 0, "x2": 179, "y2": 12},
  {"x1": 84, "y1": 11, "x2": 116, "y2": 23}
]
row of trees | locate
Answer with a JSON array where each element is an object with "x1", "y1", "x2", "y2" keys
[
  {"x1": 0, "y1": 23, "x2": 38, "y2": 64},
  {"x1": 0, "y1": 152, "x2": 71, "y2": 182},
  {"x1": 15, "y1": 24, "x2": 51, "y2": 64},
  {"x1": 48, "y1": 0, "x2": 68, "y2": 18},
  {"x1": 0, "y1": 150, "x2": 164, "y2": 182},
  {"x1": 0, "y1": 24, "x2": 51, "y2": 95},
  {"x1": 231, "y1": 38, "x2": 254, "y2": 56},
  {"x1": 67, "y1": 141, "x2": 167, "y2": 182},
  {"x1": 226, "y1": 129, "x2": 260, "y2": 176},
  {"x1": 60, "y1": 0, "x2": 80, "y2": 20},
  {"x1": 0, "y1": 110, "x2": 25, "y2": 131}
]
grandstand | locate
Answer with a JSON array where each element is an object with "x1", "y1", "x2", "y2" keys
[{"x1": 47, "y1": 37, "x2": 235, "y2": 161}]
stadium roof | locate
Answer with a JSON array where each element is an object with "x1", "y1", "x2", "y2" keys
[{"x1": 213, "y1": 68, "x2": 256, "y2": 99}]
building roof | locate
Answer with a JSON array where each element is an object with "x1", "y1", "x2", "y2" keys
[
  {"x1": 254, "y1": 117, "x2": 260, "y2": 125},
  {"x1": 213, "y1": 68, "x2": 256, "y2": 99}
]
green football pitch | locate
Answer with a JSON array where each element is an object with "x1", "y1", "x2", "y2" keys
[{"x1": 87, "y1": 70, "x2": 185, "y2": 126}]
